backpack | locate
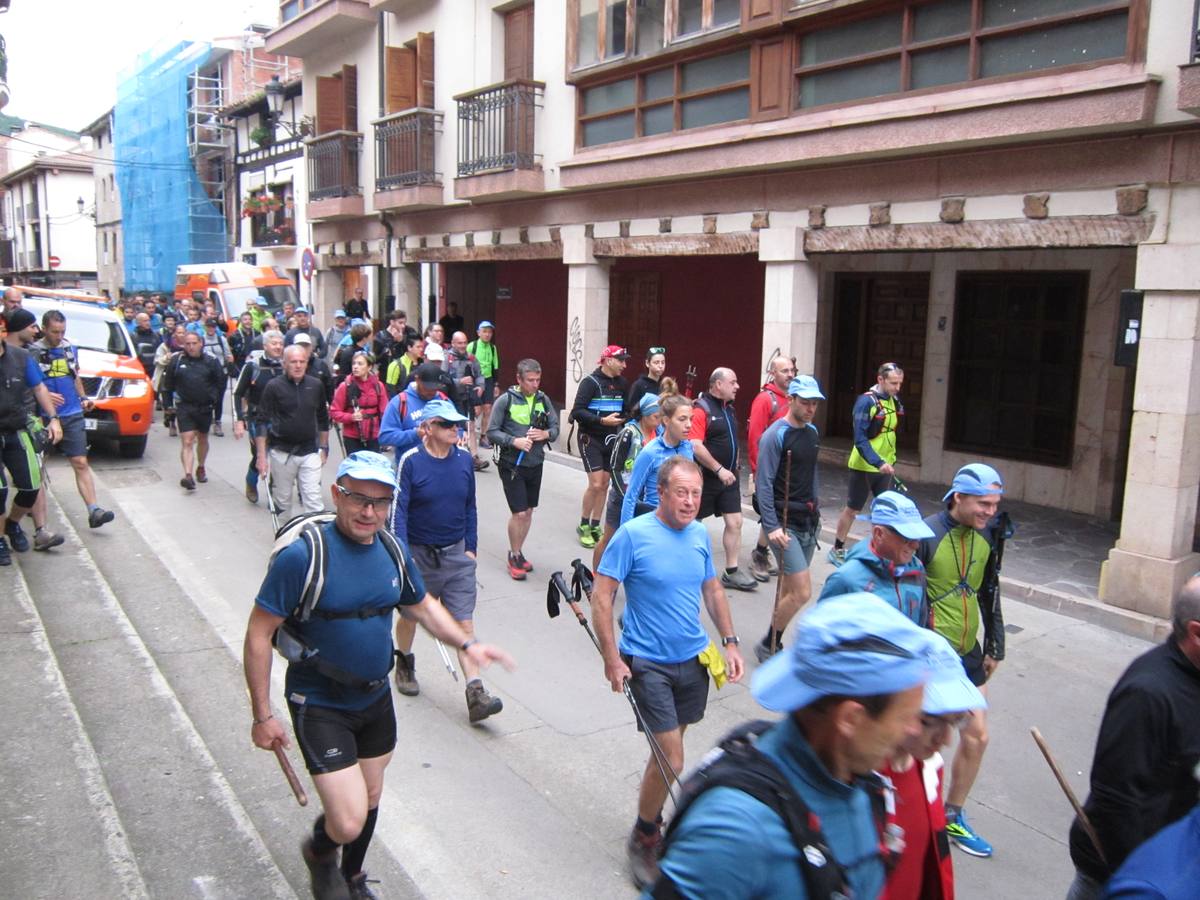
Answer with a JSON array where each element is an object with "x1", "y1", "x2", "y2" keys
[
  {"x1": 268, "y1": 512, "x2": 415, "y2": 692},
  {"x1": 654, "y1": 721, "x2": 896, "y2": 900}
]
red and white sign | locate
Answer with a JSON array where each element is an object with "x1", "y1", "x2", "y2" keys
[{"x1": 48, "y1": 255, "x2": 61, "y2": 269}]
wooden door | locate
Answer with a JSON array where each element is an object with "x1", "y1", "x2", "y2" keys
[
  {"x1": 829, "y1": 273, "x2": 928, "y2": 456},
  {"x1": 608, "y1": 272, "x2": 661, "y2": 358},
  {"x1": 444, "y1": 263, "x2": 497, "y2": 338}
]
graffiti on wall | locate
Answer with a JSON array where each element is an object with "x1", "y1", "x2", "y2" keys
[{"x1": 569, "y1": 315, "x2": 584, "y2": 384}]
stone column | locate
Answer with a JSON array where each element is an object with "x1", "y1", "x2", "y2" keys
[
  {"x1": 758, "y1": 227, "x2": 819, "y2": 377},
  {"x1": 563, "y1": 225, "x2": 610, "y2": 402},
  {"x1": 1101, "y1": 240, "x2": 1200, "y2": 617},
  {"x1": 392, "y1": 262, "x2": 421, "y2": 325}
]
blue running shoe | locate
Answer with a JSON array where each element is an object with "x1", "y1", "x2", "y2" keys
[{"x1": 946, "y1": 809, "x2": 993, "y2": 858}]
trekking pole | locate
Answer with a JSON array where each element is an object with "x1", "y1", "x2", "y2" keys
[
  {"x1": 271, "y1": 739, "x2": 308, "y2": 807},
  {"x1": 891, "y1": 474, "x2": 909, "y2": 495},
  {"x1": 435, "y1": 638, "x2": 459, "y2": 682},
  {"x1": 550, "y1": 566, "x2": 682, "y2": 805},
  {"x1": 263, "y1": 463, "x2": 280, "y2": 533},
  {"x1": 1030, "y1": 727, "x2": 1107, "y2": 867},
  {"x1": 335, "y1": 420, "x2": 348, "y2": 458},
  {"x1": 766, "y1": 450, "x2": 792, "y2": 655}
]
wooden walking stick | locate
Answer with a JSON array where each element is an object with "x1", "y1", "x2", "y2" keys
[
  {"x1": 272, "y1": 739, "x2": 309, "y2": 807},
  {"x1": 766, "y1": 450, "x2": 792, "y2": 655},
  {"x1": 1030, "y1": 727, "x2": 1105, "y2": 867}
]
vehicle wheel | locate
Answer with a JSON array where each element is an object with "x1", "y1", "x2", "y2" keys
[{"x1": 118, "y1": 435, "x2": 148, "y2": 459}]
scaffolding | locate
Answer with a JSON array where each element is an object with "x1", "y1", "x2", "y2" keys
[{"x1": 115, "y1": 41, "x2": 231, "y2": 292}]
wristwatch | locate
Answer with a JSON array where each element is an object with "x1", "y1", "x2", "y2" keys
[
  {"x1": 461, "y1": 638, "x2": 479, "y2": 652},
  {"x1": 721, "y1": 635, "x2": 740, "y2": 647}
]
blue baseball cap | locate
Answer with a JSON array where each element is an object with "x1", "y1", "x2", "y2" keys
[
  {"x1": 294, "y1": 307, "x2": 310, "y2": 315},
  {"x1": 752, "y1": 593, "x2": 935, "y2": 712},
  {"x1": 334, "y1": 308, "x2": 347, "y2": 318},
  {"x1": 638, "y1": 392, "x2": 661, "y2": 417},
  {"x1": 336, "y1": 450, "x2": 397, "y2": 490},
  {"x1": 921, "y1": 634, "x2": 987, "y2": 715},
  {"x1": 255, "y1": 295, "x2": 271, "y2": 306},
  {"x1": 856, "y1": 490, "x2": 934, "y2": 540},
  {"x1": 942, "y1": 463, "x2": 1005, "y2": 502},
  {"x1": 788, "y1": 375, "x2": 825, "y2": 400},
  {"x1": 478, "y1": 320, "x2": 494, "y2": 330},
  {"x1": 420, "y1": 397, "x2": 468, "y2": 424}
]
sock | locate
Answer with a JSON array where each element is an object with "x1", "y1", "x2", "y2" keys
[
  {"x1": 87, "y1": 503, "x2": 100, "y2": 514},
  {"x1": 635, "y1": 816, "x2": 659, "y2": 836},
  {"x1": 754, "y1": 544, "x2": 767, "y2": 555},
  {"x1": 588, "y1": 518, "x2": 600, "y2": 529},
  {"x1": 945, "y1": 803, "x2": 962, "y2": 822},
  {"x1": 34, "y1": 526, "x2": 46, "y2": 535},
  {"x1": 341, "y1": 806, "x2": 378, "y2": 880},
  {"x1": 310, "y1": 814, "x2": 339, "y2": 857},
  {"x1": 726, "y1": 566, "x2": 738, "y2": 575},
  {"x1": 580, "y1": 517, "x2": 590, "y2": 529},
  {"x1": 834, "y1": 539, "x2": 845, "y2": 550}
]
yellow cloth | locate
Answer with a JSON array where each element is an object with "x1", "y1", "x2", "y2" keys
[{"x1": 698, "y1": 641, "x2": 728, "y2": 690}]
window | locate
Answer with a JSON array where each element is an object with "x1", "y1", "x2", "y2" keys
[
  {"x1": 946, "y1": 272, "x2": 1087, "y2": 466},
  {"x1": 795, "y1": 0, "x2": 1130, "y2": 109},
  {"x1": 575, "y1": 0, "x2": 742, "y2": 68},
  {"x1": 579, "y1": 47, "x2": 750, "y2": 145},
  {"x1": 249, "y1": 183, "x2": 296, "y2": 247}
]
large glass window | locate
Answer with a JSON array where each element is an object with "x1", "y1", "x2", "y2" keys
[
  {"x1": 575, "y1": 0, "x2": 741, "y2": 68},
  {"x1": 579, "y1": 48, "x2": 750, "y2": 146},
  {"x1": 795, "y1": 0, "x2": 1130, "y2": 109},
  {"x1": 946, "y1": 272, "x2": 1087, "y2": 466}
]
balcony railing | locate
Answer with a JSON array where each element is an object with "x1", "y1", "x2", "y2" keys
[
  {"x1": 307, "y1": 131, "x2": 363, "y2": 201},
  {"x1": 374, "y1": 109, "x2": 443, "y2": 191},
  {"x1": 454, "y1": 79, "x2": 544, "y2": 178}
]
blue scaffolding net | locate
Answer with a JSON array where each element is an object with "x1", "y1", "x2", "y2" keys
[{"x1": 115, "y1": 41, "x2": 230, "y2": 293}]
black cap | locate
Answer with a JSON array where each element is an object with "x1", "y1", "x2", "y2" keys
[
  {"x1": 4, "y1": 308, "x2": 36, "y2": 332},
  {"x1": 415, "y1": 362, "x2": 443, "y2": 386},
  {"x1": 206, "y1": 316, "x2": 221, "y2": 327}
]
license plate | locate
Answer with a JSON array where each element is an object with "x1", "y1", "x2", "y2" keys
[{"x1": 83, "y1": 418, "x2": 99, "y2": 431}]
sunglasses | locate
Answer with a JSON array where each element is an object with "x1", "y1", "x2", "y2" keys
[
  {"x1": 428, "y1": 419, "x2": 459, "y2": 430},
  {"x1": 334, "y1": 484, "x2": 392, "y2": 510},
  {"x1": 648, "y1": 346, "x2": 666, "y2": 356}
]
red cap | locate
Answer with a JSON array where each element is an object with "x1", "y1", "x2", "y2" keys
[{"x1": 599, "y1": 344, "x2": 630, "y2": 363}]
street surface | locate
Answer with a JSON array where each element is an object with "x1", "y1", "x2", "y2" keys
[{"x1": 0, "y1": 424, "x2": 1155, "y2": 899}]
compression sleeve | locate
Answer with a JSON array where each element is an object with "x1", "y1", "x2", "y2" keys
[{"x1": 756, "y1": 425, "x2": 783, "y2": 533}]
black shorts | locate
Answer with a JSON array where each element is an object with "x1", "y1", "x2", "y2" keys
[
  {"x1": 579, "y1": 432, "x2": 613, "y2": 474},
  {"x1": 847, "y1": 469, "x2": 893, "y2": 511},
  {"x1": 175, "y1": 403, "x2": 213, "y2": 435},
  {"x1": 623, "y1": 654, "x2": 709, "y2": 734},
  {"x1": 960, "y1": 643, "x2": 989, "y2": 687},
  {"x1": 500, "y1": 462, "x2": 543, "y2": 513},
  {"x1": 699, "y1": 474, "x2": 742, "y2": 519},
  {"x1": 482, "y1": 377, "x2": 496, "y2": 403},
  {"x1": 288, "y1": 691, "x2": 397, "y2": 775}
]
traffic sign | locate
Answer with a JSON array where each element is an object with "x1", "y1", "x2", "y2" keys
[
  {"x1": 48, "y1": 255, "x2": 61, "y2": 269},
  {"x1": 301, "y1": 247, "x2": 315, "y2": 281}
]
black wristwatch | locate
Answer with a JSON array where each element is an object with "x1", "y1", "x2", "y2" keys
[
  {"x1": 461, "y1": 638, "x2": 479, "y2": 652},
  {"x1": 721, "y1": 635, "x2": 740, "y2": 647}
]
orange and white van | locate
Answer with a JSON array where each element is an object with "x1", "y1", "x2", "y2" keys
[
  {"x1": 19, "y1": 286, "x2": 155, "y2": 458},
  {"x1": 174, "y1": 263, "x2": 300, "y2": 333}
]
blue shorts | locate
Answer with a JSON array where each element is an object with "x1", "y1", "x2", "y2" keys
[
  {"x1": 57, "y1": 413, "x2": 89, "y2": 458},
  {"x1": 770, "y1": 524, "x2": 818, "y2": 575}
]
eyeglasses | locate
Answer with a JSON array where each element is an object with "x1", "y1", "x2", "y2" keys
[
  {"x1": 335, "y1": 484, "x2": 392, "y2": 510},
  {"x1": 921, "y1": 713, "x2": 970, "y2": 731},
  {"x1": 879, "y1": 362, "x2": 902, "y2": 376}
]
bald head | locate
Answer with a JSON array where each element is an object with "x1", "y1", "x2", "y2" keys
[
  {"x1": 708, "y1": 367, "x2": 739, "y2": 402},
  {"x1": 3, "y1": 287, "x2": 22, "y2": 312}
]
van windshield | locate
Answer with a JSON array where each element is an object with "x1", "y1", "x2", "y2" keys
[
  {"x1": 224, "y1": 284, "x2": 298, "y2": 319},
  {"x1": 65, "y1": 317, "x2": 135, "y2": 356}
]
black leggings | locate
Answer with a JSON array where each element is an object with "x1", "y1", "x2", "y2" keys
[
  {"x1": 344, "y1": 436, "x2": 380, "y2": 454},
  {"x1": 0, "y1": 429, "x2": 41, "y2": 515}
]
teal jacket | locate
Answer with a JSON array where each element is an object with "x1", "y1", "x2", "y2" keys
[{"x1": 818, "y1": 538, "x2": 928, "y2": 626}]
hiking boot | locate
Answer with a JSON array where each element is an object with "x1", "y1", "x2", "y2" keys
[
  {"x1": 33, "y1": 529, "x2": 65, "y2": 552},
  {"x1": 827, "y1": 547, "x2": 847, "y2": 567},
  {"x1": 472, "y1": 456, "x2": 489, "y2": 471},
  {"x1": 346, "y1": 872, "x2": 381, "y2": 900},
  {"x1": 88, "y1": 507, "x2": 115, "y2": 529},
  {"x1": 478, "y1": 436, "x2": 492, "y2": 449},
  {"x1": 515, "y1": 551, "x2": 533, "y2": 573},
  {"x1": 466, "y1": 680, "x2": 503, "y2": 723},
  {"x1": 195, "y1": 466, "x2": 208, "y2": 483},
  {"x1": 721, "y1": 568, "x2": 758, "y2": 592},
  {"x1": 181, "y1": 475, "x2": 196, "y2": 491},
  {"x1": 507, "y1": 553, "x2": 527, "y2": 581},
  {"x1": 245, "y1": 482, "x2": 259, "y2": 504},
  {"x1": 577, "y1": 524, "x2": 597, "y2": 549},
  {"x1": 212, "y1": 422, "x2": 224, "y2": 437},
  {"x1": 0, "y1": 536, "x2": 11, "y2": 567},
  {"x1": 755, "y1": 637, "x2": 784, "y2": 664},
  {"x1": 5, "y1": 520, "x2": 30, "y2": 552},
  {"x1": 393, "y1": 652, "x2": 419, "y2": 697},
  {"x1": 301, "y1": 837, "x2": 350, "y2": 900},
  {"x1": 946, "y1": 809, "x2": 993, "y2": 858},
  {"x1": 626, "y1": 825, "x2": 662, "y2": 888},
  {"x1": 749, "y1": 546, "x2": 771, "y2": 582}
]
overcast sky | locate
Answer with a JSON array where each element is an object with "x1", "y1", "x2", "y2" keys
[{"x1": 2, "y1": 0, "x2": 279, "y2": 131}]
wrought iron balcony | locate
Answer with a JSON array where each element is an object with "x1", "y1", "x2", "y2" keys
[
  {"x1": 306, "y1": 131, "x2": 362, "y2": 201},
  {"x1": 374, "y1": 109, "x2": 442, "y2": 191},
  {"x1": 454, "y1": 79, "x2": 544, "y2": 178}
]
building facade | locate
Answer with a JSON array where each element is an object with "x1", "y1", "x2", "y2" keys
[
  {"x1": 267, "y1": 0, "x2": 1200, "y2": 619},
  {"x1": 0, "y1": 154, "x2": 96, "y2": 290},
  {"x1": 82, "y1": 110, "x2": 123, "y2": 299}
]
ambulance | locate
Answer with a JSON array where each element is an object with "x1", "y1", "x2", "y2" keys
[{"x1": 174, "y1": 263, "x2": 299, "y2": 331}]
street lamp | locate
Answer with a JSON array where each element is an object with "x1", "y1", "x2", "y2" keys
[
  {"x1": 77, "y1": 196, "x2": 95, "y2": 219},
  {"x1": 263, "y1": 76, "x2": 310, "y2": 139}
]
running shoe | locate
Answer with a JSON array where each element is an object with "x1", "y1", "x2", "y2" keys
[
  {"x1": 33, "y1": 529, "x2": 65, "y2": 552},
  {"x1": 749, "y1": 547, "x2": 771, "y2": 582},
  {"x1": 515, "y1": 551, "x2": 533, "y2": 573},
  {"x1": 479, "y1": 437, "x2": 492, "y2": 449},
  {"x1": 507, "y1": 553, "x2": 527, "y2": 581},
  {"x1": 195, "y1": 466, "x2": 208, "y2": 484},
  {"x1": 473, "y1": 456, "x2": 490, "y2": 472},
  {"x1": 181, "y1": 475, "x2": 196, "y2": 491},
  {"x1": 827, "y1": 547, "x2": 847, "y2": 567},
  {"x1": 590, "y1": 524, "x2": 604, "y2": 543},
  {"x1": 301, "y1": 837, "x2": 350, "y2": 900},
  {"x1": 88, "y1": 507, "x2": 115, "y2": 529},
  {"x1": 946, "y1": 810, "x2": 993, "y2": 858},
  {"x1": 5, "y1": 520, "x2": 30, "y2": 552},
  {"x1": 212, "y1": 422, "x2": 224, "y2": 437},
  {"x1": 577, "y1": 524, "x2": 597, "y2": 549},
  {"x1": 754, "y1": 638, "x2": 783, "y2": 664},
  {"x1": 0, "y1": 536, "x2": 11, "y2": 567},
  {"x1": 346, "y1": 873, "x2": 381, "y2": 900},
  {"x1": 721, "y1": 568, "x2": 758, "y2": 592},
  {"x1": 626, "y1": 825, "x2": 662, "y2": 888}
]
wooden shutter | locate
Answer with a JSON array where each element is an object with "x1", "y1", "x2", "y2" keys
[
  {"x1": 386, "y1": 46, "x2": 417, "y2": 113},
  {"x1": 504, "y1": 5, "x2": 534, "y2": 81},
  {"x1": 315, "y1": 74, "x2": 343, "y2": 135},
  {"x1": 741, "y1": 0, "x2": 783, "y2": 31},
  {"x1": 750, "y1": 37, "x2": 791, "y2": 121},
  {"x1": 416, "y1": 33, "x2": 435, "y2": 108},
  {"x1": 341, "y1": 64, "x2": 358, "y2": 131}
]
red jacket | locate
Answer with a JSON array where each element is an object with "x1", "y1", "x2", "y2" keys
[
  {"x1": 330, "y1": 373, "x2": 387, "y2": 442},
  {"x1": 747, "y1": 381, "x2": 790, "y2": 474},
  {"x1": 881, "y1": 755, "x2": 955, "y2": 900}
]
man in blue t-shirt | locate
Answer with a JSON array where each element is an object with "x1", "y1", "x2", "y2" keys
[
  {"x1": 244, "y1": 450, "x2": 514, "y2": 899},
  {"x1": 29, "y1": 309, "x2": 116, "y2": 529},
  {"x1": 592, "y1": 455, "x2": 745, "y2": 889}
]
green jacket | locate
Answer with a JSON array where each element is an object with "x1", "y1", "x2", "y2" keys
[{"x1": 486, "y1": 386, "x2": 560, "y2": 467}]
